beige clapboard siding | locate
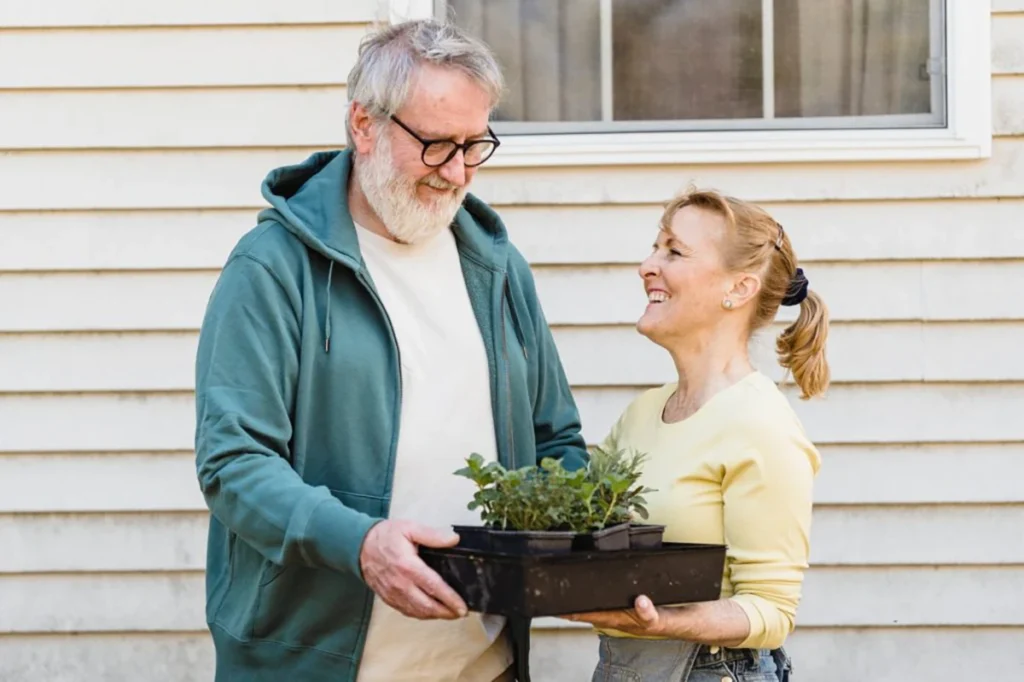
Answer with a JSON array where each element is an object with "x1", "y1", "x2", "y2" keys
[
  {"x1": 4, "y1": 442, "x2": 1021, "y2": 516},
  {"x1": 3, "y1": 321, "x2": 1021, "y2": 393},
  {"x1": 4, "y1": 565, "x2": 1023, "y2": 633},
  {"x1": 3, "y1": 629, "x2": 1024, "y2": 682},
  {"x1": 0, "y1": 454, "x2": 205, "y2": 514},
  {"x1": 5, "y1": 504, "x2": 1023, "y2": 574},
  {"x1": 811, "y1": 443, "x2": 1024, "y2": 505},
  {"x1": 0, "y1": 633, "x2": 214, "y2": 682},
  {"x1": 5, "y1": 199, "x2": 1024, "y2": 273},
  {"x1": 7, "y1": 139, "x2": 1024, "y2": 212},
  {"x1": 0, "y1": 512, "x2": 210, "y2": 573},
  {"x1": 0, "y1": 26, "x2": 362, "y2": 90},
  {"x1": 0, "y1": 87, "x2": 349, "y2": 150},
  {"x1": 3, "y1": 77, "x2": 1023, "y2": 151},
  {"x1": 808, "y1": 504, "x2": 1024, "y2": 566},
  {"x1": 2, "y1": 382, "x2": 1023, "y2": 452},
  {"x1": 0, "y1": 0, "x2": 380, "y2": 27},
  {"x1": 3, "y1": 260, "x2": 1022, "y2": 333},
  {"x1": 994, "y1": 12, "x2": 1024, "y2": 74},
  {"x1": 994, "y1": 75, "x2": 1024, "y2": 135},
  {"x1": 784, "y1": 628, "x2": 1024, "y2": 682}
]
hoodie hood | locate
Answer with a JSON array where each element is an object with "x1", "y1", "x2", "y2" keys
[
  {"x1": 256, "y1": 149, "x2": 514, "y2": 353},
  {"x1": 257, "y1": 148, "x2": 511, "y2": 272}
]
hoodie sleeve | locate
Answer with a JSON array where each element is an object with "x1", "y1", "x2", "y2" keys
[
  {"x1": 194, "y1": 254, "x2": 379, "y2": 579},
  {"x1": 508, "y1": 249, "x2": 589, "y2": 472}
]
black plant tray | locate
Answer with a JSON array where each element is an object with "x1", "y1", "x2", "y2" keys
[{"x1": 419, "y1": 542, "x2": 725, "y2": 618}]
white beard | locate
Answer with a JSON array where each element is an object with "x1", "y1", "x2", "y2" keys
[{"x1": 354, "y1": 132, "x2": 467, "y2": 245}]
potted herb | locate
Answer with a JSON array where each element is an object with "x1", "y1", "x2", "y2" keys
[
  {"x1": 572, "y1": 446, "x2": 660, "y2": 550},
  {"x1": 454, "y1": 454, "x2": 581, "y2": 554},
  {"x1": 454, "y1": 448, "x2": 662, "y2": 554}
]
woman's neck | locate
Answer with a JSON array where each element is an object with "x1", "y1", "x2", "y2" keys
[{"x1": 662, "y1": 330, "x2": 754, "y2": 423}]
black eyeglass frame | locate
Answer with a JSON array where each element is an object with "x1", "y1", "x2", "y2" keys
[{"x1": 389, "y1": 114, "x2": 501, "y2": 168}]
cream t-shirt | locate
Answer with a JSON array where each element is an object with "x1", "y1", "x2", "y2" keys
[{"x1": 354, "y1": 223, "x2": 512, "y2": 682}]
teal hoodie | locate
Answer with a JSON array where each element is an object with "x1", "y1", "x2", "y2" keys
[{"x1": 194, "y1": 149, "x2": 587, "y2": 682}]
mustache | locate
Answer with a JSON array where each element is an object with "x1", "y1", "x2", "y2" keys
[{"x1": 419, "y1": 175, "x2": 459, "y2": 191}]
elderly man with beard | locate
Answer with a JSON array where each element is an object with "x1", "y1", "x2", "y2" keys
[{"x1": 193, "y1": 17, "x2": 587, "y2": 682}]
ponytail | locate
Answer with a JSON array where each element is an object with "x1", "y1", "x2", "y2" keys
[{"x1": 776, "y1": 289, "x2": 830, "y2": 400}]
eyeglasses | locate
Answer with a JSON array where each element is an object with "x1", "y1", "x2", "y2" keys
[{"x1": 390, "y1": 115, "x2": 501, "y2": 168}]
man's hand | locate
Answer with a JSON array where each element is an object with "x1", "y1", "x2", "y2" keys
[{"x1": 359, "y1": 519, "x2": 468, "y2": 620}]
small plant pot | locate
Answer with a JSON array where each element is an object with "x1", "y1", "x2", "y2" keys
[
  {"x1": 572, "y1": 522, "x2": 631, "y2": 551},
  {"x1": 452, "y1": 525, "x2": 494, "y2": 552},
  {"x1": 628, "y1": 523, "x2": 667, "y2": 550},
  {"x1": 489, "y1": 529, "x2": 575, "y2": 555}
]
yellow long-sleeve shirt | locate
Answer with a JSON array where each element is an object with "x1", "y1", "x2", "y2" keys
[{"x1": 601, "y1": 371, "x2": 820, "y2": 649}]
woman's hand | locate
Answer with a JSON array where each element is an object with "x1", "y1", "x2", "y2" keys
[
  {"x1": 562, "y1": 595, "x2": 667, "y2": 637},
  {"x1": 562, "y1": 596, "x2": 753, "y2": 647}
]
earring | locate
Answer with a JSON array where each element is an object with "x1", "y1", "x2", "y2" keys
[{"x1": 722, "y1": 299, "x2": 734, "y2": 310}]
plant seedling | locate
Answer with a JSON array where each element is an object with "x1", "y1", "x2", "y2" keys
[{"x1": 455, "y1": 448, "x2": 655, "y2": 534}]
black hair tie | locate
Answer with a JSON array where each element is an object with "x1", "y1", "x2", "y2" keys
[{"x1": 782, "y1": 268, "x2": 809, "y2": 307}]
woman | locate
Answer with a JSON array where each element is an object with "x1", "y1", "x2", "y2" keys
[{"x1": 564, "y1": 189, "x2": 829, "y2": 682}]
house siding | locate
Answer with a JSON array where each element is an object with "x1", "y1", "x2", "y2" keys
[{"x1": 2, "y1": 2, "x2": 1023, "y2": 680}]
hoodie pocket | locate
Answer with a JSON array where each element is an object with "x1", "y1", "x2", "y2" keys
[
  {"x1": 251, "y1": 561, "x2": 371, "y2": 655},
  {"x1": 248, "y1": 488, "x2": 384, "y2": 653}
]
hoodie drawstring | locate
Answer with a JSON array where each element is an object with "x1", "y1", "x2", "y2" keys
[{"x1": 324, "y1": 260, "x2": 334, "y2": 353}]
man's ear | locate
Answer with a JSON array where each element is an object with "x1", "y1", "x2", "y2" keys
[
  {"x1": 349, "y1": 101, "x2": 376, "y2": 155},
  {"x1": 728, "y1": 272, "x2": 762, "y2": 309}
]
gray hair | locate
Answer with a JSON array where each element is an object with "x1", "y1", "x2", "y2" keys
[{"x1": 345, "y1": 19, "x2": 505, "y2": 147}]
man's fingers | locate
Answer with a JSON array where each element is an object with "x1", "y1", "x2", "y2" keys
[
  {"x1": 388, "y1": 584, "x2": 460, "y2": 621},
  {"x1": 404, "y1": 522, "x2": 460, "y2": 549},
  {"x1": 414, "y1": 561, "x2": 468, "y2": 617}
]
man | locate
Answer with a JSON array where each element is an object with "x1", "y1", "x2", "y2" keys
[{"x1": 193, "y1": 18, "x2": 587, "y2": 682}]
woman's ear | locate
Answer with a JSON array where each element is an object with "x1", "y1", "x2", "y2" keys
[
  {"x1": 348, "y1": 101, "x2": 376, "y2": 155},
  {"x1": 728, "y1": 272, "x2": 762, "y2": 309}
]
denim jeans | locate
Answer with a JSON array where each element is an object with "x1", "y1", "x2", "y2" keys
[{"x1": 592, "y1": 634, "x2": 792, "y2": 682}]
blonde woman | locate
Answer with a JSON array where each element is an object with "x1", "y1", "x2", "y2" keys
[{"x1": 564, "y1": 190, "x2": 828, "y2": 682}]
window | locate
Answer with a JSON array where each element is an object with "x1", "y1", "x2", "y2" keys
[
  {"x1": 395, "y1": 0, "x2": 991, "y2": 165},
  {"x1": 440, "y1": 0, "x2": 944, "y2": 134}
]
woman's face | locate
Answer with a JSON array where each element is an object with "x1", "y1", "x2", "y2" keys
[{"x1": 637, "y1": 206, "x2": 735, "y2": 344}]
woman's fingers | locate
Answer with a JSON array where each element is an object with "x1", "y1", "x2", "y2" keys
[{"x1": 634, "y1": 595, "x2": 659, "y2": 623}]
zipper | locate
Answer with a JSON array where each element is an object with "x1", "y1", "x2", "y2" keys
[
  {"x1": 500, "y1": 277, "x2": 517, "y2": 469},
  {"x1": 356, "y1": 268, "x2": 402, "y2": 514}
]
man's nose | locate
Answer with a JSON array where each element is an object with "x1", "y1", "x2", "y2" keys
[{"x1": 437, "y1": 151, "x2": 468, "y2": 187}]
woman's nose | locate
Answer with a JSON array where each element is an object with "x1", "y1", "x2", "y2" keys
[{"x1": 639, "y1": 256, "x2": 658, "y2": 279}]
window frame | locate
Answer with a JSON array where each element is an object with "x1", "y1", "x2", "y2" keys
[{"x1": 391, "y1": 0, "x2": 992, "y2": 166}]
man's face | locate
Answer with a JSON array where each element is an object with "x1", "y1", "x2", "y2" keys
[{"x1": 352, "y1": 64, "x2": 494, "y2": 244}]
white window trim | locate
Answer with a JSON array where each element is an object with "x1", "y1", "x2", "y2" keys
[{"x1": 391, "y1": 0, "x2": 991, "y2": 167}]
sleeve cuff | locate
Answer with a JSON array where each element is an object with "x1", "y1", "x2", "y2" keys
[
  {"x1": 303, "y1": 498, "x2": 382, "y2": 580},
  {"x1": 729, "y1": 595, "x2": 771, "y2": 649}
]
